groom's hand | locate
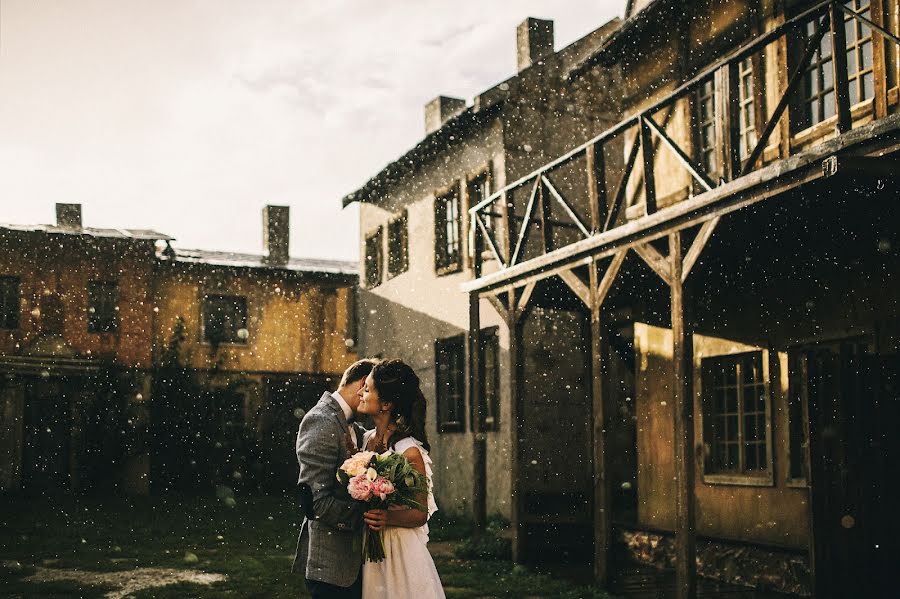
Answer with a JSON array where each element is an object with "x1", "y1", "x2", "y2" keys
[{"x1": 364, "y1": 509, "x2": 388, "y2": 531}]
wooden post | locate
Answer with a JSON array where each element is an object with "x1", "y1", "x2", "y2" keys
[
  {"x1": 469, "y1": 220, "x2": 487, "y2": 534},
  {"x1": 669, "y1": 231, "x2": 697, "y2": 599},
  {"x1": 537, "y1": 179, "x2": 553, "y2": 254},
  {"x1": 830, "y1": 2, "x2": 852, "y2": 134},
  {"x1": 589, "y1": 258, "x2": 612, "y2": 585},
  {"x1": 640, "y1": 117, "x2": 657, "y2": 214},
  {"x1": 507, "y1": 297, "x2": 524, "y2": 562},
  {"x1": 715, "y1": 62, "x2": 741, "y2": 181},
  {"x1": 586, "y1": 142, "x2": 608, "y2": 233}
]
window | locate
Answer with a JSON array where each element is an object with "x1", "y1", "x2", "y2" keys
[
  {"x1": 468, "y1": 171, "x2": 498, "y2": 254},
  {"x1": 701, "y1": 351, "x2": 771, "y2": 480},
  {"x1": 435, "y1": 335, "x2": 465, "y2": 433},
  {"x1": 844, "y1": 0, "x2": 874, "y2": 106},
  {"x1": 387, "y1": 212, "x2": 409, "y2": 278},
  {"x1": 694, "y1": 78, "x2": 717, "y2": 176},
  {"x1": 87, "y1": 281, "x2": 118, "y2": 333},
  {"x1": 786, "y1": 351, "x2": 809, "y2": 483},
  {"x1": 480, "y1": 327, "x2": 500, "y2": 431},
  {"x1": 0, "y1": 276, "x2": 19, "y2": 330},
  {"x1": 202, "y1": 294, "x2": 248, "y2": 344},
  {"x1": 737, "y1": 57, "x2": 758, "y2": 161},
  {"x1": 434, "y1": 187, "x2": 462, "y2": 274},
  {"x1": 794, "y1": 1, "x2": 873, "y2": 132},
  {"x1": 365, "y1": 227, "x2": 384, "y2": 288}
]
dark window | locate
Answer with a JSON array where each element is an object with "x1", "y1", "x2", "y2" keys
[
  {"x1": 0, "y1": 276, "x2": 20, "y2": 330},
  {"x1": 87, "y1": 281, "x2": 118, "y2": 333},
  {"x1": 844, "y1": 0, "x2": 874, "y2": 106},
  {"x1": 480, "y1": 327, "x2": 500, "y2": 431},
  {"x1": 737, "y1": 57, "x2": 758, "y2": 161},
  {"x1": 387, "y1": 212, "x2": 409, "y2": 278},
  {"x1": 202, "y1": 294, "x2": 248, "y2": 344},
  {"x1": 434, "y1": 187, "x2": 461, "y2": 274},
  {"x1": 365, "y1": 227, "x2": 383, "y2": 288},
  {"x1": 701, "y1": 351, "x2": 770, "y2": 476},
  {"x1": 787, "y1": 351, "x2": 810, "y2": 482},
  {"x1": 435, "y1": 335, "x2": 465, "y2": 433},
  {"x1": 694, "y1": 78, "x2": 717, "y2": 176}
]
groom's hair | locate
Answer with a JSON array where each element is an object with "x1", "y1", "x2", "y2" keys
[{"x1": 338, "y1": 358, "x2": 378, "y2": 388}]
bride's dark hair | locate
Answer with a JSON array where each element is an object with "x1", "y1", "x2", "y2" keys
[{"x1": 371, "y1": 359, "x2": 430, "y2": 452}]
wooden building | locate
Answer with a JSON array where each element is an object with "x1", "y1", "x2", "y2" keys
[
  {"x1": 343, "y1": 16, "x2": 622, "y2": 527},
  {"x1": 461, "y1": 0, "x2": 899, "y2": 597}
]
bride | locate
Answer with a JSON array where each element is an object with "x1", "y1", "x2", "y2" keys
[{"x1": 356, "y1": 359, "x2": 445, "y2": 599}]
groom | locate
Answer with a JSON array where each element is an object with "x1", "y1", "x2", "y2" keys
[{"x1": 292, "y1": 359, "x2": 377, "y2": 599}]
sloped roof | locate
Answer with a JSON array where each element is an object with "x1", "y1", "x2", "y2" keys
[
  {"x1": 0, "y1": 223, "x2": 173, "y2": 241},
  {"x1": 169, "y1": 247, "x2": 358, "y2": 276}
]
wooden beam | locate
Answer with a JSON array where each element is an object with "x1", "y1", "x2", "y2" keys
[
  {"x1": 475, "y1": 212, "x2": 506, "y2": 269},
  {"x1": 640, "y1": 117, "x2": 657, "y2": 214},
  {"x1": 511, "y1": 178, "x2": 540, "y2": 266},
  {"x1": 559, "y1": 269, "x2": 591, "y2": 308},
  {"x1": 838, "y1": 0, "x2": 900, "y2": 47},
  {"x1": 829, "y1": 2, "x2": 852, "y2": 134},
  {"x1": 467, "y1": 291, "x2": 486, "y2": 533},
  {"x1": 633, "y1": 242, "x2": 672, "y2": 286},
  {"x1": 586, "y1": 142, "x2": 608, "y2": 233},
  {"x1": 459, "y1": 112, "x2": 900, "y2": 295},
  {"x1": 486, "y1": 294, "x2": 509, "y2": 320},
  {"x1": 507, "y1": 308, "x2": 524, "y2": 562},
  {"x1": 589, "y1": 258, "x2": 612, "y2": 585},
  {"x1": 604, "y1": 130, "x2": 641, "y2": 231},
  {"x1": 644, "y1": 114, "x2": 715, "y2": 192},
  {"x1": 681, "y1": 217, "x2": 720, "y2": 283},
  {"x1": 669, "y1": 231, "x2": 697, "y2": 599},
  {"x1": 715, "y1": 62, "x2": 741, "y2": 182},
  {"x1": 537, "y1": 179, "x2": 553, "y2": 255},
  {"x1": 597, "y1": 251, "x2": 627, "y2": 306},
  {"x1": 542, "y1": 176, "x2": 591, "y2": 237}
]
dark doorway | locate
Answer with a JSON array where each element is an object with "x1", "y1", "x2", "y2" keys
[
  {"x1": 518, "y1": 277, "x2": 593, "y2": 563},
  {"x1": 22, "y1": 376, "x2": 71, "y2": 491},
  {"x1": 804, "y1": 340, "x2": 899, "y2": 598}
]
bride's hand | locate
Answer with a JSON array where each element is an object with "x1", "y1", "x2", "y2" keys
[{"x1": 364, "y1": 509, "x2": 389, "y2": 531}]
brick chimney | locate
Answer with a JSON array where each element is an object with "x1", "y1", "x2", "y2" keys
[
  {"x1": 517, "y1": 17, "x2": 554, "y2": 71},
  {"x1": 424, "y1": 96, "x2": 466, "y2": 135},
  {"x1": 55, "y1": 203, "x2": 82, "y2": 230},
  {"x1": 263, "y1": 205, "x2": 290, "y2": 265}
]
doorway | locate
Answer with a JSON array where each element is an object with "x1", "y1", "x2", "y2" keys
[{"x1": 22, "y1": 376, "x2": 72, "y2": 492}]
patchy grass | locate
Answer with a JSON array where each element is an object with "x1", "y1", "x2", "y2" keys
[{"x1": 0, "y1": 494, "x2": 616, "y2": 598}]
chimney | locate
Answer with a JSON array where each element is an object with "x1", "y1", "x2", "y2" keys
[
  {"x1": 263, "y1": 205, "x2": 290, "y2": 265},
  {"x1": 424, "y1": 96, "x2": 466, "y2": 135},
  {"x1": 55, "y1": 203, "x2": 82, "y2": 230},
  {"x1": 517, "y1": 17, "x2": 554, "y2": 71}
]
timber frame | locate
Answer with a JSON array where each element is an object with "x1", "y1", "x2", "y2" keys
[{"x1": 463, "y1": 2, "x2": 900, "y2": 597}]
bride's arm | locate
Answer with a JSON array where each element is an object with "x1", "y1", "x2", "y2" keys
[{"x1": 364, "y1": 447, "x2": 429, "y2": 530}]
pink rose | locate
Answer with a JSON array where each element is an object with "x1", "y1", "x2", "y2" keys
[
  {"x1": 348, "y1": 473, "x2": 373, "y2": 501},
  {"x1": 370, "y1": 477, "x2": 395, "y2": 501}
]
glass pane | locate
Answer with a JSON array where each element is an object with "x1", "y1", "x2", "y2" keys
[
  {"x1": 823, "y1": 92, "x2": 835, "y2": 119},
  {"x1": 744, "y1": 414, "x2": 757, "y2": 440},
  {"x1": 804, "y1": 71, "x2": 818, "y2": 97},
  {"x1": 846, "y1": 49, "x2": 858, "y2": 74},
  {"x1": 850, "y1": 79, "x2": 860, "y2": 105},
  {"x1": 745, "y1": 444, "x2": 758, "y2": 471},
  {"x1": 845, "y1": 18, "x2": 856, "y2": 43},
  {"x1": 820, "y1": 34, "x2": 832, "y2": 58},
  {"x1": 863, "y1": 72, "x2": 874, "y2": 100},
  {"x1": 822, "y1": 63, "x2": 834, "y2": 91},
  {"x1": 727, "y1": 444, "x2": 739, "y2": 469},
  {"x1": 861, "y1": 41, "x2": 873, "y2": 70}
]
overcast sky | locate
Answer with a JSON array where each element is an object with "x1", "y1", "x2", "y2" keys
[{"x1": 0, "y1": 1, "x2": 623, "y2": 261}]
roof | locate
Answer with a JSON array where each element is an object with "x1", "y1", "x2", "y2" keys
[
  {"x1": 0, "y1": 223, "x2": 173, "y2": 241},
  {"x1": 342, "y1": 17, "x2": 623, "y2": 208},
  {"x1": 168, "y1": 247, "x2": 358, "y2": 277}
]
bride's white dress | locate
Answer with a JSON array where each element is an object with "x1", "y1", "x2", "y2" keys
[{"x1": 361, "y1": 431, "x2": 445, "y2": 599}]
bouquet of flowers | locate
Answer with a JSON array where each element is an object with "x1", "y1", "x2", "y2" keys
[{"x1": 337, "y1": 449, "x2": 429, "y2": 562}]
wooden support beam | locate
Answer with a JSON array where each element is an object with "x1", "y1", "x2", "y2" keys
[
  {"x1": 644, "y1": 114, "x2": 715, "y2": 192},
  {"x1": 633, "y1": 242, "x2": 672, "y2": 286},
  {"x1": 589, "y1": 258, "x2": 612, "y2": 586},
  {"x1": 507, "y1": 308, "x2": 524, "y2": 562},
  {"x1": 640, "y1": 117, "x2": 657, "y2": 214},
  {"x1": 467, "y1": 291, "x2": 486, "y2": 534},
  {"x1": 542, "y1": 176, "x2": 590, "y2": 237},
  {"x1": 604, "y1": 130, "x2": 641, "y2": 231},
  {"x1": 486, "y1": 294, "x2": 509, "y2": 320},
  {"x1": 669, "y1": 231, "x2": 697, "y2": 599},
  {"x1": 681, "y1": 217, "x2": 720, "y2": 283},
  {"x1": 829, "y1": 2, "x2": 852, "y2": 134},
  {"x1": 511, "y1": 179, "x2": 540, "y2": 266},
  {"x1": 586, "y1": 142, "x2": 608, "y2": 234},
  {"x1": 715, "y1": 62, "x2": 741, "y2": 182},
  {"x1": 838, "y1": 0, "x2": 900, "y2": 48},
  {"x1": 597, "y1": 251, "x2": 627, "y2": 306},
  {"x1": 475, "y1": 212, "x2": 507, "y2": 269},
  {"x1": 537, "y1": 179, "x2": 553, "y2": 255},
  {"x1": 559, "y1": 269, "x2": 591, "y2": 308},
  {"x1": 516, "y1": 281, "x2": 537, "y2": 317}
]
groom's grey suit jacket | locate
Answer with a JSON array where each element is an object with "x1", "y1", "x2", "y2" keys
[{"x1": 291, "y1": 392, "x2": 366, "y2": 587}]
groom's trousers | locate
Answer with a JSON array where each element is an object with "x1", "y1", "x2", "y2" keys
[{"x1": 305, "y1": 569, "x2": 362, "y2": 599}]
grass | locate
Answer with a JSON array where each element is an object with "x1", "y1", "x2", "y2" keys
[{"x1": 0, "y1": 493, "x2": 616, "y2": 598}]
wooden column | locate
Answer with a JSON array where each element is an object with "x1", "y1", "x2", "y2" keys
[
  {"x1": 640, "y1": 117, "x2": 657, "y2": 214},
  {"x1": 715, "y1": 62, "x2": 741, "y2": 182},
  {"x1": 830, "y1": 2, "x2": 853, "y2": 134},
  {"x1": 469, "y1": 220, "x2": 486, "y2": 534},
  {"x1": 669, "y1": 231, "x2": 697, "y2": 599},
  {"x1": 508, "y1": 291, "x2": 524, "y2": 561},
  {"x1": 586, "y1": 142, "x2": 608, "y2": 233},
  {"x1": 589, "y1": 258, "x2": 612, "y2": 585}
]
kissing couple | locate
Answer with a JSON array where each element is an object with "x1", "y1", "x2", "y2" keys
[{"x1": 292, "y1": 358, "x2": 445, "y2": 599}]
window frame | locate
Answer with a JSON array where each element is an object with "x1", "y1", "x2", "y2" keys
[
  {"x1": 692, "y1": 77, "x2": 719, "y2": 180},
  {"x1": 387, "y1": 211, "x2": 409, "y2": 279},
  {"x1": 785, "y1": 350, "x2": 811, "y2": 487},
  {"x1": 364, "y1": 226, "x2": 384, "y2": 289},
  {"x1": 434, "y1": 185, "x2": 462, "y2": 276},
  {"x1": 87, "y1": 280, "x2": 119, "y2": 334},
  {"x1": 699, "y1": 349, "x2": 775, "y2": 487},
  {"x1": 435, "y1": 334, "x2": 466, "y2": 433},
  {"x1": 201, "y1": 293, "x2": 249, "y2": 346},
  {"x1": 0, "y1": 275, "x2": 20, "y2": 330}
]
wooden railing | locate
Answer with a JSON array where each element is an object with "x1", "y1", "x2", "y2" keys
[{"x1": 470, "y1": 0, "x2": 899, "y2": 274}]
